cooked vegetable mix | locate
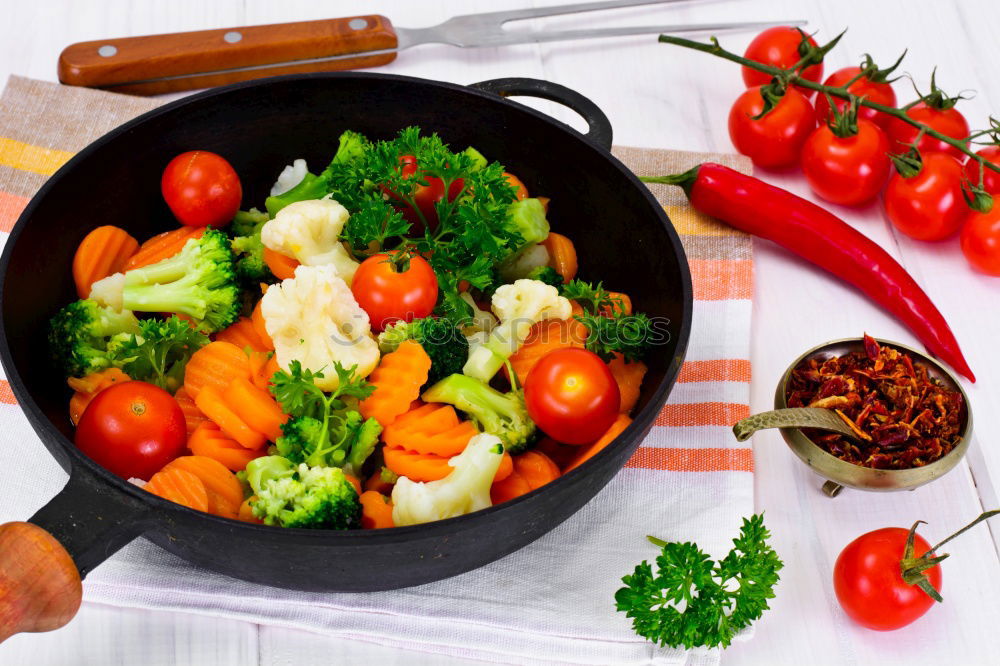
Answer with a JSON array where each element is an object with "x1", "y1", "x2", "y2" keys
[{"x1": 50, "y1": 127, "x2": 657, "y2": 529}]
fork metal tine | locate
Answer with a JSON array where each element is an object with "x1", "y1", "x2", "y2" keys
[
  {"x1": 485, "y1": 20, "x2": 808, "y2": 47},
  {"x1": 453, "y1": 0, "x2": 695, "y2": 25}
]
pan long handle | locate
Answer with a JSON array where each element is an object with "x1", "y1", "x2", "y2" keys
[
  {"x1": 0, "y1": 471, "x2": 153, "y2": 642},
  {"x1": 57, "y1": 15, "x2": 398, "y2": 96}
]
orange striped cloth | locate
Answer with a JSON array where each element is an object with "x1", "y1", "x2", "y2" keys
[{"x1": 0, "y1": 76, "x2": 753, "y2": 665}]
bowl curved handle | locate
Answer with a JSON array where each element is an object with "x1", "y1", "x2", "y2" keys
[{"x1": 468, "y1": 78, "x2": 613, "y2": 150}]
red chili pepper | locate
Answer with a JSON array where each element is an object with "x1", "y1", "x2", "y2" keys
[{"x1": 645, "y1": 163, "x2": 975, "y2": 382}]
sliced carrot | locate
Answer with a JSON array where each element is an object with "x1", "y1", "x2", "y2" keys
[
  {"x1": 163, "y1": 455, "x2": 242, "y2": 518},
  {"x1": 382, "y1": 403, "x2": 477, "y2": 457},
  {"x1": 359, "y1": 340, "x2": 432, "y2": 428},
  {"x1": 251, "y1": 299, "x2": 274, "y2": 350},
  {"x1": 384, "y1": 402, "x2": 443, "y2": 433},
  {"x1": 67, "y1": 368, "x2": 131, "y2": 425},
  {"x1": 215, "y1": 317, "x2": 270, "y2": 353},
  {"x1": 183, "y1": 340, "x2": 251, "y2": 399},
  {"x1": 564, "y1": 414, "x2": 632, "y2": 473},
  {"x1": 506, "y1": 317, "x2": 587, "y2": 386},
  {"x1": 344, "y1": 473, "x2": 363, "y2": 497},
  {"x1": 359, "y1": 490, "x2": 395, "y2": 529},
  {"x1": 490, "y1": 471, "x2": 531, "y2": 505},
  {"x1": 238, "y1": 497, "x2": 263, "y2": 524},
  {"x1": 72, "y1": 225, "x2": 139, "y2": 299},
  {"x1": 263, "y1": 247, "x2": 299, "y2": 280},
  {"x1": 608, "y1": 354, "x2": 648, "y2": 414},
  {"x1": 144, "y1": 467, "x2": 209, "y2": 513},
  {"x1": 541, "y1": 232, "x2": 578, "y2": 283},
  {"x1": 194, "y1": 385, "x2": 267, "y2": 450},
  {"x1": 223, "y1": 376, "x2": 288, "y2": 442},
  {"x1": 364, "y1": 470, "x2": 395, "y2": 495},
  {"x1": 188, "y1": 421, "x2": 265, "y2": 472},
  {"x1": 383, "y1": 446, "x2": 452, "y2": 482},
  {"x1": 493, "y1": 451, "x2": 513, "y2": 483},
  {"x1": 536, "y1": 196, "x2": 550, "y2": 213},
  {"x1": 124, "y1": 226, "x2": 205, "y2": 271},
  {"x1": 503, "y1": 172, "x2": 529, "y2": 200},
  {"x1": 250, "y1": 354, "x2": 281, "y2": 391},
  {"x1": 605, "y1": 292, "x2": 633, "y2": 316},
  {"x1": 173, "y1": 386, "x2": 207, "y2": 438}
]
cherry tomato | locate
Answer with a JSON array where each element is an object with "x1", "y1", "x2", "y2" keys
[
  {"x1": 728, "y1": 86, "x2": 816, "y2": 169},
  {"x1": 813, "y1": 66, "x2": 897, "y2": 130},
  {"x1": 384, "y1": 155, "x2": 463, "y2": 232},
  {"x1": 161, "y1": 150, "x2": 242, "y2": 228},
  {"x1": 351, "y1": 253, "x2": 439, "y2": 332},
  {"x1": 963, "y1": 146, "x2": 1000, "y2": 195},
  {"x1": 884, "y1": 152, "x2": 968, "y2": 241},
  {"x1": 741, "y1": 27, "x2": 823, "y2": 93},
  {"x1": 75, "y1": 381, "x2": 186, "y2": 481},
  {"x1": 801, "y1": 120, "x2": 891, "y2": 206},
  {"x1": 885, "y1": 102, "x2": 969, "y2": 159},
  {"x1": 524, "y1": 348, "x2": 620, "y2": 445},
  {"x1": 834, "y1": 527, "x2": 941, "y2": 631},
  {"x1": 961, "y1": 205, "x2": 1000, "y2": 275}
]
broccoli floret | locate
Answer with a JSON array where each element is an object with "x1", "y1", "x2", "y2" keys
[
  {"x1": 276, "y1": 410, "x2": 382, "y2": 473},
  {"x1": 526, "y1": 265, "x2": 564, "y2": 288},
  {"x1": 119, "y1": 229, "x2": 240, "y2": 333},
  {"x1": 48, "y1": 299, "x2": 140, "y2": 377},
  {"x1": 505, "y1": 198, "x2": 550, "y2": 250},
  {"x1": 421, "y1": 374, "x2": 537, "y2": 454},
  {"x1": 378, "y1": 317, "x2": 469, "y2": 387},
  {"x1": 265, "y1": 131, "x2": 372, "y2": 217},
  {"x1": 111, "y1": 315, "x2": 209, "y2": 393},
  {"x1": 230, "y1": 208, "x2": 274, "y2": 284},
  {"x1": 246, "y1": 457, "x2": 360, "y2": 529}
]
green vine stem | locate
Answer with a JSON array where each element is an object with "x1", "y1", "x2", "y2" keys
[
  {"x1": 657, "y1": 34, "x2": 1000, "y2": 176},
  {"x1": 900, "y1": 510, "x2": 1000, "y2": 602}
]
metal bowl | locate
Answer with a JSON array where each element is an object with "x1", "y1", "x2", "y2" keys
[{"x1": 774, "y1": 337, "x2": 972, "y2": 497}]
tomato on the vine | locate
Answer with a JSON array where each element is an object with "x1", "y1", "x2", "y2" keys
[
  {"x1": 524, "y1": 348, "x2": 619, "y2": 445},
  {"x1": 741, "y1": 26, "x2": 823, "y2": 93},
  {"x1": 884, "y1": 152, "x2": 968, "y2": 241},
  {"x1": 351, "y1": 252, "x2": 439, "y2": 332},
  {"x1": 964, "y1": 146, "x2": 1000, "y2": 195},
  {"x1": 801, "y1": 119, "x2": 891, "y2": 206},
  {"x1": 161, "y1": 150, "x2": 242, "y2": 228},
  {"x1": 834, "y1": 527, "x2": 941, "y2": 631},
  {"x1": 728, "y1": 86, "x2": 816, "y2": 169},
  {"x1": 384, "y1": 154, "x2": 463, "y2": 232},
  {"x1": 75, "y1": 381, "x2": 186, "y2": 481},
  {"x1": 885, "y1": 102, "x2": 969, "y2": 159},
  {"x1": 813, "y1": 66, "x2": 897, "y2": 130},
  {"x1": 961, "y1": 205, "x2": 1000, "y2": 275}
]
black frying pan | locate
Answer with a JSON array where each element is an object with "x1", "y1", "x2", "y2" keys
[{"x1": 0, "y1": 73, "x2": 691, "y2": 637}]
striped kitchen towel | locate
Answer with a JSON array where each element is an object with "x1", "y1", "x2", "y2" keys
[{"x1": 0, "y1": 76, "x2": 753, "y2": 666}]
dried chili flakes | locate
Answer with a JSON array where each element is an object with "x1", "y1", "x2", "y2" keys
[{"x1": 786, "y1": 335, "x2": 964, "y2": 469}]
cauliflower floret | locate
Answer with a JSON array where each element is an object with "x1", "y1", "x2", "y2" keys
[
  {"x1": 459, "y1": 292, "x2": 497, "y2": 335},
  {"x1": 462, "y1": 278, "x2": 571, "y2": 381},
  {"x1": 391, "y1": 433, "x2": 504, "y2": 526},
  {"x1": 261, "y1": 198, "x2": 360, "y2": 284},
  {"x1": 261, "y1": 264, "x2": 379, "y2": 391},
  {"x1": 269, "y1": 158, "x2": 309, "y2": 196}
]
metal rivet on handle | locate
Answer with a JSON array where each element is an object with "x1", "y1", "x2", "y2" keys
[
  {"x1": 348, "y1": 18, "x2": 368, "y2": 30},
  {"x1": 97, "y1": 45, "x2": 117, "y2": 57},
  {"x1": 223, "y1": 31, "x2": 243, "y2": 44}
]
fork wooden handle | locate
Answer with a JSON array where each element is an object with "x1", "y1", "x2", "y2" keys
[
  {"x1": 0, "y1": 522, "x2": 82, "y2": 642},
  {"x1": 57, "y1": 15, "x2": 398, "y2": 96}
]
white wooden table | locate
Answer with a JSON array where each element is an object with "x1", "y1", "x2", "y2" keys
[{"x1": 2, "y1": 1, "x2": 999, "y2": 664}]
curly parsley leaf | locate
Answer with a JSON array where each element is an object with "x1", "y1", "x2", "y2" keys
[
  {"x1": 560, "y1": 279, "x2": 622, "y2": 314},
  {"x1": 270, "y1": 360, "x2": 375, "y2": 421},
  {"x1": 615, "y1": 514, "x2": 783, "y2": 649},
  {"x1": 340, "y1": 196, "x2": 410, "y2": 254},
  {"x1": 577, "y1": 311, "x2": 655, "y2": 362},
  {"x1": 110, "y1": 316, "x2": 209, "y2": 393}
]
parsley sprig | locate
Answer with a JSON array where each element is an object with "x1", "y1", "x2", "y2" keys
[
  {"x1": 561, "y1": 279, "x2": 657, "y2": 362},
  {"x1": 269, "y1": 360, "x2": 375, "y2": 420},
  {"x1": 615, "y1": 514, "x2": 783, "y2": 649}
]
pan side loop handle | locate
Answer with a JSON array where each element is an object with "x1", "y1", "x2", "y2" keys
[
  {"x1": 469, "y1": 78, "x2": 613, "y2": 151},
  {"x1": 0, "y1": 471, "x2": 153, "y2": 642}
]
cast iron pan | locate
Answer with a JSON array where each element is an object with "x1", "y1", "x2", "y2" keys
[{"x1": 0, "y1": 73, "x2": 692, "y2": 634}]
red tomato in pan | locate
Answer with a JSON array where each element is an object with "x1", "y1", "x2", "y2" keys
[
  {"x1": 729, "y1": 86, "x2": 817, "y2": 169},
  {"x1": 161, "y1": 150, "x2": 242, "y2": 228},
  {"x1": 742, "y1": 26, "x2": 823, "y2": 93},
  {"x1": 801, "y1": 120, "x2": 891, "y2": 206},
  {"x1": 834, "y1": 527, "x2": 941, "y2": 631},
  {"x1": 383, "y1": 155, "x2": 463, "y2": 231},
  {"x1": 813, "y1": 66, "x2": 897, "y2": 130},
  {"x1": 884, "y1": 152, "x2": 968, "y2": 241},
  {"x1": 524, "y1": 348, "x2": 620, "y2": 445},
  {"x1": 75, "y1": 381, "x2": 186, "y2": 481},
  {"x1": 885, "y1": 102, "x2": 969, "y2": 159},
  {"x1": 351, "y1": 253, "x2": 439, "y2": 332}
]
